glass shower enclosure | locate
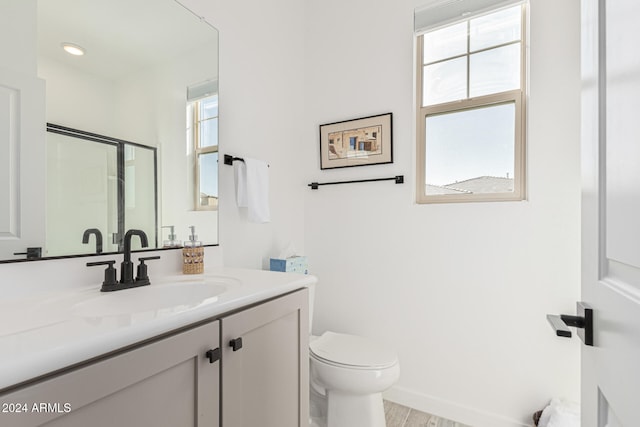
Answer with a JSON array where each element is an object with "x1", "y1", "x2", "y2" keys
[{"x1": 46, "y1": 124, "x2": 157, "y2": 257}]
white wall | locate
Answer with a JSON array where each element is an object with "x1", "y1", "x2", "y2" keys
[
  {"x1": 303, "y1": 1, "x2": 581, "y2": 426},
  {"x1": 39, "y1": 57, "x2": 117, "y2": 133},
  {"x1": 0, "y1": 0, "x2": 37, "y2": 75}
]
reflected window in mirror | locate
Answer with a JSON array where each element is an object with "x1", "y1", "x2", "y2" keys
[{"x1": 190, "y1": 93, "x2": 219, "y2": 211}]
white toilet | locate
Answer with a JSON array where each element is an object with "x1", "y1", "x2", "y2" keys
[{"x1": 307, "y1": 286, "x2": 400, "y2": 427}]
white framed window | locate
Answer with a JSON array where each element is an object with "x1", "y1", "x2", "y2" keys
[
  {"x1": 191, "y1": 94, "x2": 219, "y2": 210},
  {"x1": 416, "y1": 2, "x2": 526, "y2": 203}
]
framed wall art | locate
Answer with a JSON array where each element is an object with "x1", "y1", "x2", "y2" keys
[{"x1": 319, "y1": 113, "x2": 393, "y2": 169}]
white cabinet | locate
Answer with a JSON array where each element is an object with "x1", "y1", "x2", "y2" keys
[
  {"x1": 0, "y1": 288, "x2": 308, "y2": 427},
  {"x1": 222, "y1": 288, "x2": 309, "y2": 427},
  {"x1": 0, "y1": 321, "x2": 220, "y2": 427}
]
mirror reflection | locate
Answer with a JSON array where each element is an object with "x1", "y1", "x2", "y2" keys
[
  {"x1": 0, "y1": 0, "x2": 219, "y2": 261},
  {"x1": 46, "y1": 124, "x2": 159, "y2": 255}
]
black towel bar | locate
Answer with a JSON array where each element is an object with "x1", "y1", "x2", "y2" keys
[
  {"x1": 308, "y1": 175, "x2": 404, "y2": 190},
  {"x1": 223, "y1": 154, "x2": 269, "y2": 167},
  {"x1": 224, "y1": 154, "x2": 271, "y2": 167},
  {"x1": 223, "y1": 154, "x2": 244, "y2": 165}
]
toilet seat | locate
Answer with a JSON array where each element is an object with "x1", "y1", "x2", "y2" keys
[{"x1": 309, "y1": 331, "x2": 397, "y2": 370}]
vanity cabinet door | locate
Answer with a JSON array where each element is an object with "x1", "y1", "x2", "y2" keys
[
  {"x1": 0, "y1": 321, "x2": 220, "y2": 427},
  {"x1": 221, "y1": 288, "x2": 309, "y2": 427}
]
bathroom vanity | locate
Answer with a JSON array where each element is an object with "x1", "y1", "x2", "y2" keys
[{"x1": 0, "y1": 267, "x2": 313, "y2": 427}]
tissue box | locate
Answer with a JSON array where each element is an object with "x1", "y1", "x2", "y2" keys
[{"x1": 270, "y1": 256, "x2": 308, "y2": 274}]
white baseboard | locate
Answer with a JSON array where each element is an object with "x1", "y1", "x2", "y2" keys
[{"x1": 383, "y1": 386, "x2": 532, "y2": 427}]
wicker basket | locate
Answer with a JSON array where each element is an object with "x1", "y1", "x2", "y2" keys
[{"x1": 182, "y1": 246, "x2": 204, "y2": 274}]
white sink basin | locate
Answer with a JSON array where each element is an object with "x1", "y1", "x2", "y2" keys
[
  {"x1": 72, "y1": 279, "x2": 232, "y2": 317},
  {"x1": 0, "y1": 300, "x2": 68, "y2": 336},
  {"x1": 0, "y1": 275, "x2": 241, "y2": 334}
]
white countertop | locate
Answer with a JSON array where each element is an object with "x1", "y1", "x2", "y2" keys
[{"x1": 0, "y1": 267, "x2": 316, "y2": 391}]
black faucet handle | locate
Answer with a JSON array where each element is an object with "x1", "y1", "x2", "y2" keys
[
  {"x1": 87, "y1": 260, "x2": 119, "y2": 291},
  {"x1": 136, "y1": 256, "x2": 161, "y2": 282},
  {"x1": 86, "y1": 260, "x2": 116, "y2": 267}
]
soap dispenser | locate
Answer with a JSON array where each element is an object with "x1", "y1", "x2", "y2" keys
[
  {"x1": 161, "y1": 225, "x2": 182, "y2": 248},
  {"x1": 182, "y1": 226, "x2": 203, "y2": 274}
]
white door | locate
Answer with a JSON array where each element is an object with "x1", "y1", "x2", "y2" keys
[
  {"x1": 0, "y1": 68, "x2": 46, "y2": 260},
  {"x1": 581, "y1": 0, "x2": 640, "y2": 426}
]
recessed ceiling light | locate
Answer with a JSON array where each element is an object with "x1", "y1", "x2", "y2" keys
[{"x1": 61, "y1": 43, "x2": 85, "y2": 56}]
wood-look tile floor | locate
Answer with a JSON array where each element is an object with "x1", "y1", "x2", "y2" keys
[{"x1": 384, "y1": 400, "x2": 472, "y2": 427}]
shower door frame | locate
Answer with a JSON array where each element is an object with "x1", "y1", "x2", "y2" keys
[{"x1": 46, "y1": 123, "x2": 158, "y2": 252}]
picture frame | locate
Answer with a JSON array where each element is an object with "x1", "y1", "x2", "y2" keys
[{"x1": 319, "y1": 112, "x2": 393, "y2": 170}]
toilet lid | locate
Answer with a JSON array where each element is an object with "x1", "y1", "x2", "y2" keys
[{"x1": 309, "y1": 331, "x2": 397, "y2": 369}]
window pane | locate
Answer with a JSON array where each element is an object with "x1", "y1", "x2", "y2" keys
[
  {"x1": 199, "y1": 95, "x2": 218, "y2": 120},
  {"x1": 423, "y1": 56, "x2": 467, "y2": 106},
  {"x1": 470, "y1": 6, "x2": 521, "y2": 51},
  {"x1": 424, "y1": 103, "x2": 515, "y2": 195},
  {"x1": 199, "y1": 117, "x2": 218, "y2": 148},
  {"x1": 423, "y1": 21, "x2": 467, "y2": 64},
  {"x1": 199, "y1": 152, "x2": 218, "y2": 207},
  {"x1": 470, "y1": 43, "x2": 520, "y2": 97}
]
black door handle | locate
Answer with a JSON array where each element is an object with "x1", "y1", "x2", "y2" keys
[
  {"x1": 547, "y1": 302, "x2": 593, "y2": 346},
  {"x1": 205, "y1": 348, "x2": 220, "y2": 363},
  {"x1": 229, "y1": 337, "x2": 243, "y2": 351},
  {"x1": 13, "y1": 247, "x2": 42, "y2": 259}
]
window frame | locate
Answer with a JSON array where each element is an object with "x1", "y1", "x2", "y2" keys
[
  {"x1": 192, "y1": 95, "x2": 219, "y2": 211},
  {"x1": 415, "y1": 4, "x2": 527, "y2": 204}
]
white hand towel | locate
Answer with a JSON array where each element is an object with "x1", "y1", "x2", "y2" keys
[
  {"x1": 234, "y1": 161, "x2": 248, "y2": 208},
  {"x1": 233, "y1": 158, "x2": 270, "y2": 223}
]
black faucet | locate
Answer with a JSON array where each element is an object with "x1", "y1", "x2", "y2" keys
[
  {"x1": 87, "y1": 229, "x2": 160, "y2": 292},
  {"x1": 82, "y1": 228, "x2": 103, "y2": 254},
  {"x1": 121, "y1": 229, "x2": 149, "y2": 285}
]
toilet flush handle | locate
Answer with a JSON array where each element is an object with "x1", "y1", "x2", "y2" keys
[{"x1": 230, "y1": 337, "x2": 243, "y2": 351}]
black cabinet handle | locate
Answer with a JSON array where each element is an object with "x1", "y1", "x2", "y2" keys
[
  {"x1": 205, "y1": 348, "x2": 220, "y2": 363},
  {"x1": 229, "y1": 337, "x2": 243, "y2": 351},
  {"x1": 547, "y1": 302, "x2": 593, "y2": 346}
]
